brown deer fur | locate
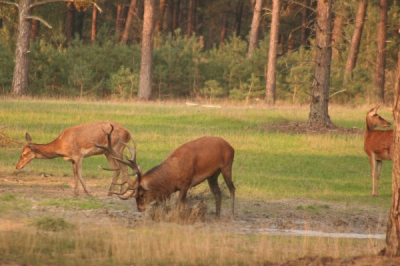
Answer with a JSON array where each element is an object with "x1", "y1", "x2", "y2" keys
[
  {"x1": 16, "y1": 121, "x2": 131, "y2": 196},
  {"x1": 364, "y1": 106, "x2": 393, "y2": 196},
  {"x1": 133, "y1": 136, "x2": 236, "y2": 218}
]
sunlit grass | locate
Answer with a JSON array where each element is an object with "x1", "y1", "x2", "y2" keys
[{"x1": 0, "y1": 99, "x2": 392, "y2": 208}]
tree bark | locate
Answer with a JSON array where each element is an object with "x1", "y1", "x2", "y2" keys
[
  {"x1": 343, "y1": 0, "x2": 367, "y2": 83},
  {"x1": 186, "y1": 0, "x2": 196, "y2": 36},
  {"x1": 138, "y1": 0, "x2": 155, "y2": 100},
  {"x1": 331, "y1": 11, "x2": 344, "y2": 61},
  {"x1": 265, "y1": 0, "x2": 279, "y2": 106},
  {"x1": 172, "y1": 0, "x2": 180, "y2": 31},
  {"x1": 30, "y1": 18, "x2": 39, "y2": 42},
  {"x1": 115, "y1": 4, "x2": 124, "y2": 43},
  {"x1": 12, "y1": 0, "x2": 32, "y2": 96},
  {"x1": 300, "y1": 0, "x2": 310, "y2": 47},
  {"x1": 91, "y1": 5, "x2": 98, "y2": 42},
  {"x1": 234, "y1": 0, "x2": 244, "y2": 37},
  {"x1": 155, "y1": 0, "x2": 167, "y2": 32},
  {"x1": 374, "y1": 0, "x2": 387, "y2": 104},
  {"x1": 308, "y1": 0, "x2": 333, "y2": 125},
  {"x1": 121, "y1": 0, "x2": 137, "y2": 44},
  {"x1": 66, "y1": 2, "x2": 75, "y2": 44},
  {"x1": 385, "y1": 48, "x2": 400, "y2": 257},
  {"x1": 248, "y1": 0, "x2": 263, "y2": 58}
]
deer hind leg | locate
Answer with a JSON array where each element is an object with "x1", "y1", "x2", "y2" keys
[
  {"x1": 221, "y1": 163, "x2": 235, "y2": 218},
  {"x1": 207, "y1": 171, "x2": 222, "y2": 218},
  {"x1": 72, "y1": 158, "x2": 90, "y2": 196},
  {"x1": 105, "y1": 153, "x2": 122, "y2": 196}
]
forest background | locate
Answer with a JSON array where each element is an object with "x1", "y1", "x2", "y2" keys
[{"x1": 0, "y1": 0, "x2": 399, "y2": 105}]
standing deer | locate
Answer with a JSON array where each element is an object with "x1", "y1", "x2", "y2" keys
[
  {"x1": 16, "y1": 121, "x2": 131, "y2": 196},
  {"x1": 96, "y1": 132, "x2": 236, "y2": 218},
  {"x1": 364, "y1": 106, "x2": 393, "y2": 196}
]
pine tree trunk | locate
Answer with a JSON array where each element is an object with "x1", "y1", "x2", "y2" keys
[
  {"x1": 374, "y1": 0, "x2": 387, "y2": 103},
  {"x1": 186, "y1": 0, "x2": 196, "y2": 36},
  {"x1": 91, "y1": 5, "x2": 98, "y2": 42},
  {"x1": 308, "y1": 0, "x2": 333, "y2": 125},
  {"x1": 172, "y1": 0, "x2": 180, "y2": 31},
  {"x1": 219, "y1": 11, "x2": 228, "y2": 47},
  {"x1": 66, "y1": 2, "x2": 75, "y2": 44},
  {"x1": 121, "y1": 0, "x2": 137, "y2": 44},
  {"x1": 385, "y1": 48, "x2": 400, "y2": 257},
  {"x1": 265, "y1": 0, "x2": 279, "y2": 106},
  {"x1": 331, "y1": 12, "x2": 344, "y2": 61},
  {"x1": 12, "y1": 0, "x2": 32, "y2": 96},
  {"x1": 115, "y1": 4, "x2": 124, "y2": 43},
  {"x1": 344, "y1": 0, "x2": 367, "y2": 83},
  {"x1": 155, "y1": 0, "x2": 167, "y2": 32},
  {"x1": 300, "y1": 0, "x2": 309, "y2": 47},
  {"x1": 138, "y1": 0, "x2": 155, "y2": 100},
  {"x1": 248, "y1": 0, "x2": 263, "y2": 58},
  {"x1": 234, "y1": 0, "x2": 244, "y2": 37},
  {"x1": 30, "y1": 18, "x2": 39, "y2": 42}
]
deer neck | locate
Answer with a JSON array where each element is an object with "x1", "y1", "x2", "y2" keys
[
  {"x1": 143, "y1": 164, "x2": 176, "y2": 199},
  {"x1": 31, "y1": 140, "x2": 61, "y2": 159},
  {"x1": 365, "y1": 117, "x2": 374, "y2": 132}
]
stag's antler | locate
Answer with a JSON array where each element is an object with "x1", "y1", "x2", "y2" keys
[{"x1": 93, "y1": 125, "x2": 140, "y2": 200}]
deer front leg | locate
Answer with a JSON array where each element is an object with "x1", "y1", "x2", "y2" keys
[
  {"x1": 369, "y1": 156, "x2": 377, "y2": 196},
  {"x1": 178, "y1": 186, "x2": 190, "y2": 212}
]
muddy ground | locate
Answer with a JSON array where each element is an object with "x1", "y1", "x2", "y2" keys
[{"x1": 1, "y1": 173, "x2": 400, "y2": 266}]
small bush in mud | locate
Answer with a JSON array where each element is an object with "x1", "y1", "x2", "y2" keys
[{"x1": 34, "y1": 217, "x2": 74, "y2": 232}]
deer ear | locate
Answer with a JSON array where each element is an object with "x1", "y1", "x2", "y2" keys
[
  {"x1": 25, "y1": 132, "x2": 32, "y2": 143},
  {"x1": 28, "y1": 145, "x2": 38, "y2": 152},
  {"x1": 141, "y1": 180, "x2": 149, "y2": 191}
]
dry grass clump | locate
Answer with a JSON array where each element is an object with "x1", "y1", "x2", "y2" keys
[
  {"x1": 145, "y1": 197, "x2": 208, "y2": 224},
  {"x1": 0, "y1": 220, "x2": 384, "y2": 266}
]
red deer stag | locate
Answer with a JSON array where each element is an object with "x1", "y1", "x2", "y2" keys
[
  {"x1": 16, "y1": 121, "x2": 132, "y2": 196},
  {"x1": 96, "y1": 132, "x2": 236, "y2": 218},
  {"x1": 364, "y1": 106, "x2": 393, "y2": 196}
]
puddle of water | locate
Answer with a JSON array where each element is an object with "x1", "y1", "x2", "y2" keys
[{"x1": 258, "y1": 228, "x2": 386, "y2": 239}]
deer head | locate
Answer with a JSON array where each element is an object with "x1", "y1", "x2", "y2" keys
[
  {"x1": 16, "y1": 133, "x2": 47, "y2": 170},
  {"x1": 366, "y1": 105, "x2": 391, "y2": 131}
]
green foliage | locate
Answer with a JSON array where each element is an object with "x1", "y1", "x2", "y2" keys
[
  {"x1": 201, "y1": 80, "x2": 225, "y2": 102},
  {"x1": 0, "y1": 42, "x2": 14, "y2": 93},
  {"x1": 153, "y1": 31, "x2": 205, "y2": 98},
  {"x1": 1, "y1": 0, "x2": 400, "y2": 104},
  {"x1": 108, "y1": 66, "x2": 138, "y2": 99}
]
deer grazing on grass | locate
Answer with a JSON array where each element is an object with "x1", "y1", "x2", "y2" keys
[
  {"x1": 95, "y1": 130, "x2": 236, "y2": 218},
  {"x1": 364, "y1": 106, "x2": 393, "y2": 196},
  {"x1": 16, "y1": 121, "x2": 132, "y2": 196}
]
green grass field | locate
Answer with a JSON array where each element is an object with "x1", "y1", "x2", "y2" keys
[
  {"x1": 0, "y1": 99, "x2": 392, "y2": 207},
  {"x1": 0, "y1": 99, "x2": 394, "y2": 265}
]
